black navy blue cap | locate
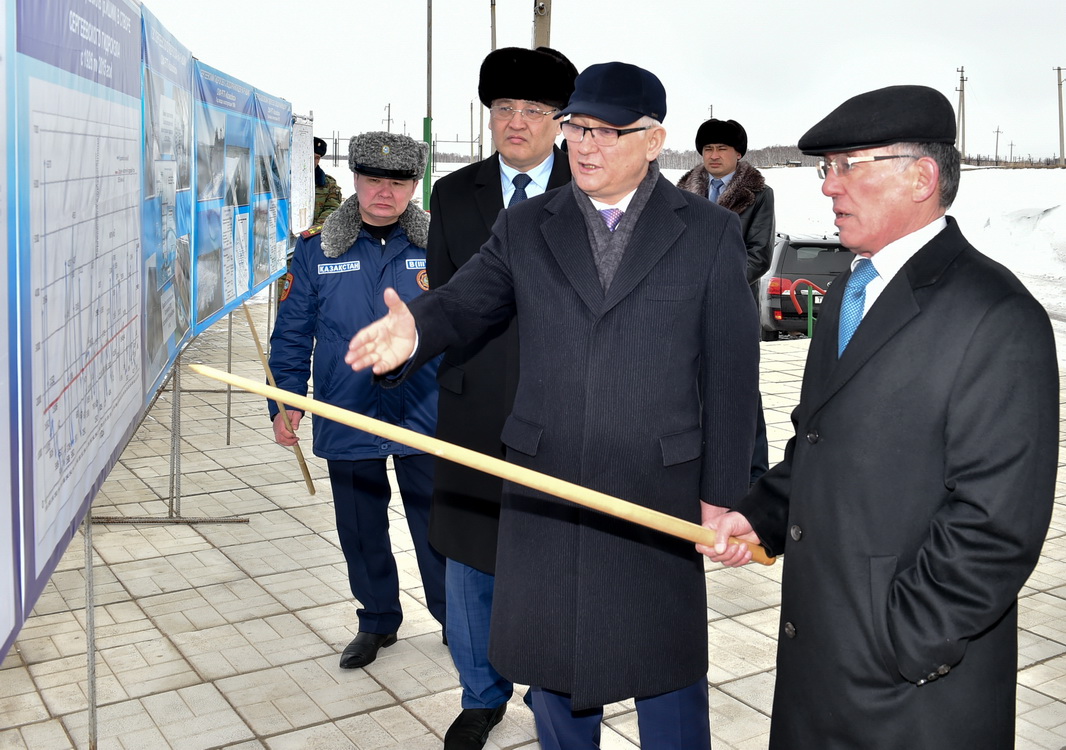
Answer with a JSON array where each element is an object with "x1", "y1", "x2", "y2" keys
[
  {"x1": 798, "y1": 85, "x2": 957, "y2": 155},
  {"x1": 555, "y1": 62, "x2": 667, "y2": 126}
]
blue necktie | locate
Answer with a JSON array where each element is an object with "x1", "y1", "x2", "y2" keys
[
  {"x1": 709, "y1": 178, "x2": 724, "y2": 203},
  {"x1": 599, "y1": 208, "x2": 624, "y2": 232},
  {"x1": 837, "y1": 258, "x2": 879, "y2": 357},
  {"x1": 508, "y1": 173, "x2": 532, "y2": 207}
]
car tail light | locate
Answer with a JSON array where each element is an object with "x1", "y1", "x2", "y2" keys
[
  {"x1": 773, "y1": 310, "x2": 783, "y2": 321},
  {"x1": 768, "y1": 277, "x2": 791, "y2": 295}
]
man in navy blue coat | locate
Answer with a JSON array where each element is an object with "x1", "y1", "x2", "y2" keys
[
  {"x1": 347, "y1": 63, "x2": 758, "y2": 750},
  {"x1": 269, "y1": 131, "x2": 445, "y2": 671}
]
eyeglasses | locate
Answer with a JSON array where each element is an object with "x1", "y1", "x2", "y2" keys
[
  {"x1": 560, "y1": 121, "x2": 651, "y2": 146},
  {"x1": 816, "y1": 154, "x2": 918, "y2": 179},
  {"x1": 489, "y1": 105, "x2": 558, "y2": 122}
]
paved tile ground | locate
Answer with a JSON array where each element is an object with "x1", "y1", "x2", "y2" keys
[{"x1": 2, "y1": 297, "x2": 1065, "y2": 749}]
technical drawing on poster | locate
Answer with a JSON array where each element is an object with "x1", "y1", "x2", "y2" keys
[{"x1": 27, "y1": 79, "x2": 143, "y2": 576}]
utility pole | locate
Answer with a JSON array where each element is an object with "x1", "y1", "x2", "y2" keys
[
  {"x1": 1056, "y1": 67, "x2": 1064, "y2": 167},
  {"x1": 382, "y1": 103, "x2": 392, "y2": 133},
  {"x1": 1008, "y1": 141, "x2": 1015, "y2": 164},
  {"x1": 955, "y1": 67, "x2": 967, "y2": 159},
  {"x1": 423, "y1": 0, "x2": 432, "y2": 206},
  {"x1": 533, "y1": 0, "x2": 551, "y2": 48},
  {"x1": 993, "y1": 126, "x2": 1002, "y2": 165},
  {"x1": 707, "y1": 105, "x2": 713, "y2": 119}
]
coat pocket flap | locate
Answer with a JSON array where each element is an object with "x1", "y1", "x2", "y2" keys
[
  {"x1": 501, "y1": 415, "x2": 543, "y2": 457},
  {"x1": 659, "y1": 427, "x2": 702, "y2": 466},
  {"x1": 436, "y1": 361, "x2": 464, "y2": 394}
]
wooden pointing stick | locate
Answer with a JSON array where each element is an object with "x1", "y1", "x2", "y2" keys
[{"x1": 189, "y1": 363, "x2": 775, "y2": 566}]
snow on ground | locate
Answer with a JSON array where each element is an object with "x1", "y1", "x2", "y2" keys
[{"x1": 324, "y1": 159, "x2": 1066, "y2": 362}]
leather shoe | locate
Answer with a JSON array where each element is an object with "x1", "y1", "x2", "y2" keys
[
  {"x1": 338, "y1": 631, "x2": 397, "y2": 669},
  {"x1": 444, "y1": 704, "x2": 506, "y2": 750}
]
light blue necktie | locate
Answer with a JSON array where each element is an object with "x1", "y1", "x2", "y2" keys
[
  {"x1": 508, "y1": 173, "x2": 532, "y2": 207},
  {"x1": 709, "y1": 178, "x2": 724, "y2": 203},
  {"x1": 837, "y1": 258, "x2": 879, "y2": 357},
  {"x1": 599, "y1": 208, "x2": 624, "y2": 232}
]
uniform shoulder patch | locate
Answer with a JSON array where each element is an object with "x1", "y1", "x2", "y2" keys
[
  {"x1": 417, "y1": 269, "x2": 429, "y2": 291},
  {"x1": 279, "y1": 272, "x2": 294, "y2": 302},
  {"x1": 300, "y1": 225, "x2": 323, "y2": 239}
]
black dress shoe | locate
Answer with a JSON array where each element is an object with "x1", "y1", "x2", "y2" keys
[
  {"x1": 444, "y1": 704, "x2": 507, "y2": 750},
  {"x1": 338, "y1": 631, "x2": 397, "y2": 669}
]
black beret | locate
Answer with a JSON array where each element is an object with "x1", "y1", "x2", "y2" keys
[
  {"x1": 478, "y1": 46, "x2": 578, "y2": 110},
  {"x1": 695, "y1": 119, "x2": 747, "y2": 156},
  {"x1": 313, "y1": 137, "x2": 327, "y2": 157},
  {"x1": 798, "y1": 85, "x2": 956, "y2": 155}
]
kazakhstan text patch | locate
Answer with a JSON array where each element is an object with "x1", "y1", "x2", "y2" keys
[
  {"x1": 405, "y1": 259, "x2": 427, "y2": 270},
  {"x1": 318, "y1": 261, "x2": 361, "y2": 274}
]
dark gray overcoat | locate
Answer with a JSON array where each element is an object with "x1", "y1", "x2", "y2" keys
[
  {"x1": 406, "y1": 171, "x2": 759, "y2": 708},
  {"x1": 426, "y1": 149, "x2": 571, "y2": 574},
  {"x1": 739, "y1": 218, "x2": 1059, "y2": 748}
]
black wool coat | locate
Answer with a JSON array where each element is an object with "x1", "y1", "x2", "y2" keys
[
  {"x1": 426, "y1": 148, "x2": 571, "y2": 574},
  {"x1": 738, "y1": 218, "x2": 1059, "y2": 748},
  {"x1": 405, "y1": 172, "x2": 759, "y2": 709}
]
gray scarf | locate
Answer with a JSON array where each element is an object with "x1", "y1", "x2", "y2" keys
[{"x1": 573, "y1": 160, "x2": 660, "y2": 291}]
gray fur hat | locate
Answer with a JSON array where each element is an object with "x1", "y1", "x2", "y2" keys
[{"x1": 348, "y1": 131, "x2": 428, "y2": 179}]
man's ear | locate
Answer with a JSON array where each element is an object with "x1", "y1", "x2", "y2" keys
[
  {"x1": 912, "y1": 156, "x2": 940, "y2": 204},
  {"x1": 646, "y1": 126, "x2": 666, "y2": 161}
]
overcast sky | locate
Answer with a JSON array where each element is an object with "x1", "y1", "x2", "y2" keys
[{"x1": 141, "y1": 0, "x2": 1066, "y2": 161}]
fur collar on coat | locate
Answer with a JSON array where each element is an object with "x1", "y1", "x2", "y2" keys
[
  {"x1": 676, "y1": 159, "x2": 767, "y2": 215},
  {"x1": 320, "y1": 194, "x2": 430, "y2": 258}
]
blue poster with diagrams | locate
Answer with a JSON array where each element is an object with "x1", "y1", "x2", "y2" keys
[
  {"x1": 15, "y1": 0, "x2": 144, "y2": 608},
  {"x1": 251, "y1": 89, "x2": 292, "y2": 289},
  {"x1": 140, "y1": 7, "x2": 192, "y2": 397},
  {"x1": 1, "y1": 0, "x2": 19, "y2": 661}
]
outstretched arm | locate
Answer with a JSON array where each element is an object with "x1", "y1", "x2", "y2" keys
[{"x1": 345, "y1": 287, "x2": 417, "y2": 374}]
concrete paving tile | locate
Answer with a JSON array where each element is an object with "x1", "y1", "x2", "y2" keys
[
  {"x1": 98, "y1": 639, "x2": 200, "y2": 698},
  {"x1": 708, "y1": 686, "x2": 772, "y2": 750},
  {"x1": 1019, "y1": 654, "x2": 1066, "y2": 701},
  {"x1": 285, "y1": 502, "x2": 342, "y2": 537},
  {"x1": 30, "y1": 652, "x2": 129, "y2": 716},
  {"x1": 140, "y1": 683, "x2": 256, "y2": 747},
  {"x1": 109, "y1": 548, "x2": 247, "y2": 597},
  {"x1": 29, "y1": 566, "x2": 128, "y2": 616},
  {"x1": 14, "y1": 612, "x2": 87, "y2": 664},
  {"x1": 91, "y1": 524, "x2": 212, "y2": 564},
  {"x1": 259, "y1": 565, "x2": 352, "y2": 612},
  {"x1": 141, "y1": 578, "x2": 286, "y2": 635},
  {"x1": 0, "y1": 719, "x2": 75, "y2": 749},
  {"x1": 223, "y1": 534, "x2": 343, "y2": 578},
  {"x1": 362, "y1": 639, "x2": 457, "y2": 702},
  {"x1": 215, "y1": 658, "x2": 394, "y2": 736},
  {"x1": 707, "y1": 620, "x2": 778, "y2": 682},
  {"x1": 0, "y1": 666, "x2": 50, "y2": 727},
  {"x1": 706, "y1": 563, "x2": 782, "y2": 619},
  {"x1": 194, "y1": 509, "x2": 313, "y2": 548}
]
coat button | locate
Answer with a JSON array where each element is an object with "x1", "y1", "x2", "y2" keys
[
  {"x1": 806, "y1": 431, "x2": 820, "y2": 444},
  {"x1": 790, "y1": 525, "x2": 803, "y2": 541},
  {"x1": 380, "y1": 442, "x2": 391, "y2": 450},
  {"x1": 783, "y1": 622, "x2": 797, "y2": 639},
  {"x1": 937, "y1": 664, "x2": 950, "y2": 676}
]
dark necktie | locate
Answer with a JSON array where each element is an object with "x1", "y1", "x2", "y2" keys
[
  {"x1": 709, "y1": 178, "x2": 724, "y2": 203},
  {"x1": 837, "y1": 258, "x2": 879, "y2": 357},
  {"x1": 599, "y1": 208, "x2": 624, "y2": 232},
  {"x1": 508, "y1": 173, "x2": 532, "y2": 207}
]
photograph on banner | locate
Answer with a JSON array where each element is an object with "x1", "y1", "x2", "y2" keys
[
  {"x1": 13, "y1": 0, "x2": 144, "y2": 612},
  {"x1": 140, "y1": 7, "x2": 193, "y2": 397},
  {"x1": 192, "y1": 60, "x2": 257, "y2": 331},
  {"x1": 252, "y1": 89, "x2": 292, "y2": 286},
  {"x1": 289, "y1": 116, "x2": 314, "y2": 235}
]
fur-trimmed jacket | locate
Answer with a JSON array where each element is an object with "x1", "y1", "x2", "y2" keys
[
  {"x1": 677, "y1": 160, "x2": 775, "y2": 286},
  {"x1": 267, "y1": 194, "x2": 438, "y2": 459}
]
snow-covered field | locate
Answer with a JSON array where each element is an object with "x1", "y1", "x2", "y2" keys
[{"x1": 323, "y1": 160, "x2": 1066, "y2": 364}]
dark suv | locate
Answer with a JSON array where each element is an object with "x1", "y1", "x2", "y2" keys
[{"x1": 758, "y1": 233, "x2": 852, "y2": 341}]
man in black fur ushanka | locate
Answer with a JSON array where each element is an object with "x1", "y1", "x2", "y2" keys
[{"x1": 268, "y1": 131, "x2": 446, "y2": 671}]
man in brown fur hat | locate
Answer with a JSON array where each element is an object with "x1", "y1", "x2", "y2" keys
[{"x1": 678, "y1": 118, "x2": 775, "y2": 484}]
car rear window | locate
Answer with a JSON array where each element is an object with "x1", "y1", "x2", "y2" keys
[{"x1": 781, "y1": 244, "x2": 851, "y2": 275}]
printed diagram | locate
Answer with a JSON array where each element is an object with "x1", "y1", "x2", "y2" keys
[{"x1": 27, "y1": 80, "x2": 142, "y2": 572}]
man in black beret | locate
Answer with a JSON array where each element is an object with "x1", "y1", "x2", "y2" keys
[
  {"x1": 427, "y1": 45, "x2": 576, "y2": 750},
  {"x1": 347, "y1": 61, "x2": 758, "y2": 750},
  {"x1": 312, "y1": 136, "x2": 342, "y2": 225},
  {"x1": 704, "y1": 85, "x2": 1058, "y2": 748},
  {"x1": 677, "y1": 118, "x2": 775, "y2": 486}
]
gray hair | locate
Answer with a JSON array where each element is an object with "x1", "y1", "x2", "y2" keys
[{"x1": 890, "y1": 141, "x2": 960, "y2": 208}]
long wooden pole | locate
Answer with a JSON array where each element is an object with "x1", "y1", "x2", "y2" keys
[
  {"x1": 241, "y1": 304, "x2": 316, "y2": 495},
  {"x1": 190, "y1": 364, "x2": 774, "y2": 565}
]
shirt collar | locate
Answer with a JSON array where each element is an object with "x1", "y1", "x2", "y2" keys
[
  {"x1": 499, "y1": 152, "x2": 555, "y2": 195},
  {"x1": 859, "y1": 216, "x2": 948, "y2": 281}
]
